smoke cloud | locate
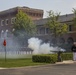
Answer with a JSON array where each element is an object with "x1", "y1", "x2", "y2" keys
[
  {"x1": 28, "y1": 37, "x2": 66, "y2": 54},
  {"x1": 28, "y1": 37, "x2": 42, "y2": 54}
]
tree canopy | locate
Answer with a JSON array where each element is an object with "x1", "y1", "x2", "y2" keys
[
  {"x1": 72, "y1": 8, "x2": 76, "y2": 28},
  {"x1": 46, "y1": 10, "x2": 68, "y2": 38},
  {"x1": 13, "y1": 10, "x2": 36, "y2": 36}
]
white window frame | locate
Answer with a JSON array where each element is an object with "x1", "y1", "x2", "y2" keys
[
  {"x1": 1, "y1": 30, "x2": 4, "y2": 38},
  {"x1": 5, "y1": 19, "x2": 9, "y2": 25},
  {"x1": 1, "y1": 20, "x2": 4, "y2": 26},
  {"x1": 11, "y1": 17, "x2": 16, "y2": 24},
  {"x1": 12, "y1": 28, "x2": 15, "y2": 32}
]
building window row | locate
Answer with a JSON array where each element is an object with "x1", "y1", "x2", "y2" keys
[
  {"x1": 37, "y1": 27, "x2": 51, "y2": 35},
  {"x1": 26, "y1": 12, "x2": 42, "y2": 17},
  {"x1": 0, "y1": 17, "x2": 16, "y2": 26}
]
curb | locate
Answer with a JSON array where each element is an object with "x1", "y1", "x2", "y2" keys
[{"x1": 55, "y1": 60, "x2": 76, "y2": 64}]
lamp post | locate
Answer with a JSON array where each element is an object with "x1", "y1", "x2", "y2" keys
[{"x1": 3, "y1": 39, "x2": 6, "y2": 62}]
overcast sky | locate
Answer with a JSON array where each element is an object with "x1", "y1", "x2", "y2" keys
[{"x1": 0, "y1": 0, "x2": 76, "y2": 18}]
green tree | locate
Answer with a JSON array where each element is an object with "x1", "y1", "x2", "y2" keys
[
  {"x1": 13, "y1": 10, "x2": 36, "y2": 46},
  {"x1": 46, "y1": 10, "x2": 68, "y2": 44},
  {"x1": 13, "y1": 10, "x2": 36, "y2": 36},
  {"x1": 72, "y1": 8, "x2": 76, "y2": 28}
]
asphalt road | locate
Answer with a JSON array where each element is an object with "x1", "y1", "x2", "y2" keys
[{"x1": 0, "y1": 62, "x2": 76, "y2": 75}]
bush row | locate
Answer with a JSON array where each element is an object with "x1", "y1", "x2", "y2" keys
[
  {"x1": 32, "y1": 54, "x2": 57, "y2": 63},
  {"x1": 61, "y1": 52, "x2": 73, "y2": 60},
  {"x1": 32, "y1": 52, "x2": 73, "y2": 63}
]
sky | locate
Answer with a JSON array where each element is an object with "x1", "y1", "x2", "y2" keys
[{"x1": 0, "y1": 0, "x2": 76, "y2": 18}]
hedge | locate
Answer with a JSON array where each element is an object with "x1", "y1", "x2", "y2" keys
[
  {"x1": 61, "y1": 52, "x2": 73, "y2": 60},
  {"x1": 32, "y1": 54, "x2": 57, "y2": 63},
  {"x1": 32, "y1": 52, "x2": 73, "y2": 63}
]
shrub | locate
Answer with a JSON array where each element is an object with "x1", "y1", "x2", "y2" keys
[
  {"x1": 32, "y1": 52, "x2": 73, "y2": 63},
  {"x1": 32, "y1": 54, "x2": 57, "y2": 63},
  {"x1": 61, "y1": 52, "x2": 73, "y2": 60}
]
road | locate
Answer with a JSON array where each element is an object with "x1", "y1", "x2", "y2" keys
[{"x1": 0, "y1": 62, "x2": 76, "y2": 75}]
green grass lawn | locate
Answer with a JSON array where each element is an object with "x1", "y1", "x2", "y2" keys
[{"x1": 0, "y1": 58, "x2": 48, "y2": 68}]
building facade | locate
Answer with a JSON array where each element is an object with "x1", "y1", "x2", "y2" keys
[
  {"x1": 0, "y1": 6, "x2": 43, "y2": 37},
  {"x1": 34, "y1": 14, "x2": 76, "y2": 51},
  {"x1": 0, "y1": 6, "x2": 76, "y2": 51}
]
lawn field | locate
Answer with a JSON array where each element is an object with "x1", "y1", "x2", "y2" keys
[{"x1": 0, "y1": 58, "x2": 48, "y2": 68}]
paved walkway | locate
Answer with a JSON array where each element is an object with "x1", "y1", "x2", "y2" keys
[
  {"x1": 56, "y1": 60, "x2": 76, "y2": 64},
  {"x1": 0, "y1": 60, "x2": 76, "y2": 75}
]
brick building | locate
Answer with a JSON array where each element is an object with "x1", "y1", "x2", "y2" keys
[
  {"x1": 0, "y1": 6, "x2": 44, "y2": 54},
  {"x1": 34, "y1": 14, "x2": 76, "y2": 51},
  {"x1": 0, "y1": 6, "x2": 43, "y2": 36},
  {"x1": 34, "y1": 14, "x2": 76, "y2": 43},
  {"x1": 0, "y1": 6, "x2": 76, "y2": 51}
]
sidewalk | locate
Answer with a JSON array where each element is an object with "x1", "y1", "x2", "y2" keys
[
  {"x1": 0, "y1": 67, "x2": 6, "y2": 69},
  {"x1": 56, "y1": 60, "x2": 76, "y2": 64}
]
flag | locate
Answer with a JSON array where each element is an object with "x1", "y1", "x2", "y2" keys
[{"x1": 3, "y1": 39, "x2": 6, "y2": 46}]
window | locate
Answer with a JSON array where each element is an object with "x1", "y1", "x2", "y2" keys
[
  {"x1": 59, "y1": 38, "x2": 65, "y2": 44},
  {"x1": 5, "y1": 19, "x2": 9, "y2": 25},
  {"x1": 1, "y1": 20, "x2": 4, "y2": 26},
  {"x1": 12, "y1": 28, "x2": 15, "y2": 32},
  {"x1": 45, "y1": 28, "x2": 51, "y2": 34},
  {"x1": 69, "y1": 25, "x2": 72, "y2": 31},
  {"x1": 39, "y1": 27, "x2": 45, "y2": 34},
  {"x1": 6, "y1": 29, "x2": 8, "y2": 32},
  {"x1": 46, "y1": 28, "x2": 49, "y2": 34},
  {"x1": 1, "y1": 30, "x2": 4, "y2": 38},
  {"x1": 11, "y1": 17, "x2": 16, "y2": 24},
  {"x1": 67, "y1": 37, "x2": 74, "y2": 44}
]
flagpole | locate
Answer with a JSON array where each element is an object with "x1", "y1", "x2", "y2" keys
[
  {"x1": 5, "y1": 46, "x2": 6, "y2": 62},
  {"x1": 3, "y1": 39, "x2": 6, "y2": 62}
]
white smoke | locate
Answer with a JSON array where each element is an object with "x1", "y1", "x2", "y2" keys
[
  {"x1": 28, "y1": 37, "x2": 42, "y2": 54},
  {"x1": 39, "y1": 43, "x2": 51, "y2": 54},
  {"x1": 28, "y1": 37, "x2": 66, "y2": 54}
]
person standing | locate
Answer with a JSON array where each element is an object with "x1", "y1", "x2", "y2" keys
[{"x1": 71, "y1": 42, "x2": 76, "y2": 61}]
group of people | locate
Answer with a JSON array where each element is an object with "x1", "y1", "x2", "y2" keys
[{"x1": 71, "y1": 42, "x2": 76, "y2": 61}]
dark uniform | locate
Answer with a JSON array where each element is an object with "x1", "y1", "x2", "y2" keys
[
  {"x1": 71, "y1": 44, "x2": 76, "y2": 61},
  {"x1": 71, "y1": 45, "x2": 76, "y2": 52}
]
